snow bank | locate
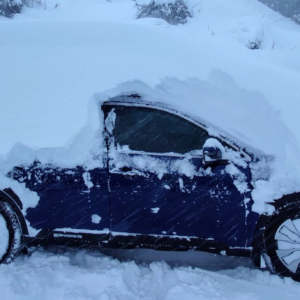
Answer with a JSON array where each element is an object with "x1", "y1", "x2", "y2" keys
[
  {"x1": 0, "y1": 249, "x2": 299, "y2": 300},
  {"x1": 1, "y1": 0, "x2": 300, "y2": 156}
]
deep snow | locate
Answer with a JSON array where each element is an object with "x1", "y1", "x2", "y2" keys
[
  {"x1": 1, "y1": 248, "x2": 300, "y2": 300},
  {"x1": 1, "y1": 0, "x2": 300, "y2": 298},
  {"x1": 1, "y1": 0, "x2": 300, "y2": 155}
]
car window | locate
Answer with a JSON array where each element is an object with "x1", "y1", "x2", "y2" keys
[{"x1": 105, "y1": 105, "x2": 209, "y2": 154}]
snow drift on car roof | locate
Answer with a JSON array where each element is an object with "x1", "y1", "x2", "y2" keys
[{"x1": 95, "y1": 69, "x2": 299, "y2": 162}]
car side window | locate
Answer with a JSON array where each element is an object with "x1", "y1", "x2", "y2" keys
[{"x1": 106, "y1": 105, "x2": 209, "y2": 154}]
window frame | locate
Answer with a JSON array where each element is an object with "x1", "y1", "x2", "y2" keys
[{"x1": 102, "y1": 101, "x2": 250, "y2": 160}]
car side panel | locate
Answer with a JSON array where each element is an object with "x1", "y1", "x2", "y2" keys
[
  {"x1": 109, "y1": 153, "x2": 253, "y2": 248},
  {"x1": 10, "y1": 164, "x2": 110, "y2": 231}
]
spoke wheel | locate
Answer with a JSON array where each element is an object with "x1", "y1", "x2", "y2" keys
[
  {"x1": 265, "y1": 205, "x2": 300, "y2": 281},
  {"x1": 0, "y1": 202, "x2": 22, "y2": 264}
]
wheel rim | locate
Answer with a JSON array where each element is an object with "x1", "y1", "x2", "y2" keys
[
  {"x1": 0, "y1": 213, "x2": 10, "y2": 261},
  {"x1": 275, "y1": 218, "x2": 300, "y2": 273}
]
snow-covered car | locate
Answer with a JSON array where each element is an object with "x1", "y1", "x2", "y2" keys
[{"x1": 1, "y1": 93, "x2": 300, "y2": 281}]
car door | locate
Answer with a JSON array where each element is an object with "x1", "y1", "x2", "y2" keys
[
  {"x1": 14, "y1": 162, "x2": 110, "y2": 232},
  {"x1": 103, "y1": 103, "x2": 253, "y2": 248}
]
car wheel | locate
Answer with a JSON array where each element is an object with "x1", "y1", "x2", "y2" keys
[
  {"x1": 0, "y1": 201, "x2": 22, "y2": 264},
  {"x1": 264, "y1": 203, "x2": 300, "y2": 281}
]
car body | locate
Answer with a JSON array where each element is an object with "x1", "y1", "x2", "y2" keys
[{"x1": 1, "y1": 93, "x2": 300, "y2": 280}]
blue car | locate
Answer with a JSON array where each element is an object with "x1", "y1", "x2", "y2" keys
[{"x1": 1, "y1": 93, "x2": 300, "y2": 281}]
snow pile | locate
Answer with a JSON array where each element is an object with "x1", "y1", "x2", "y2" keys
[
  {"x1": 1, "y1": 0, "x2": 300, "y2": 155},
  {"x1": 0, "y1": 249, "x2": 300, "y2": 300}
]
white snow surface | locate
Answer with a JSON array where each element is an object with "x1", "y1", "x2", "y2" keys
[
  {"x1": 1, "y1": 0, "x2": 300, "y2": 295},
  {"x1": 91, "y1": 214, "x2": 101, "y2": 224},
  {"x1": 1, "y1": 249, "x2": 300, "y2": 300}
]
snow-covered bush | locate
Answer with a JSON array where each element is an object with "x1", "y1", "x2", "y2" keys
[
  {"x1": 136, "y1": 0, "x2": 192, "y2": 25},
  {"x1": 0, "y1": 0, "x2": 22, "y2": 18},
  {"x1": 22, "y1": 0, "x2": 59, "y2": 10},
  {"x1": 247, "y1": 39, "x2": 262, "y2": 50},
  {"x1": 0, "y1": 0, "x2": 59, "y2": 17}
]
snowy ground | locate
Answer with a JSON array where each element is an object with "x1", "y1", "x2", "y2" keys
[
  {"x1": 1, "y1": 0, "x2": 300, "y2": 298},
  {"x1": 1, "y1": 248, "x2": 300, "y2": 300}
]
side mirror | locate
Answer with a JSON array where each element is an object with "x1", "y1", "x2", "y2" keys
[{"x1": 203, "y1": 138, "x2": 225, "y2": 162}]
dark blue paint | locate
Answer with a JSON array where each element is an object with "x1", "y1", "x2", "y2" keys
[
  {"x1": 14, "y1": 164, "x2": 111, "y2": 231},
  {"x1": 10, "y1": 154, "x2": 257, "y2": 249},
  {"x1": 109, "y1": 154, "x2": 253, "y2": 248}
]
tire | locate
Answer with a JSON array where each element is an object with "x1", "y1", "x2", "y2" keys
[
  {"x1": 0, "y1": 201, "x2": 22, "y2": 264},
  {"x1": 264, "y1": 203, "x2": 300, "y2": 281}
]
